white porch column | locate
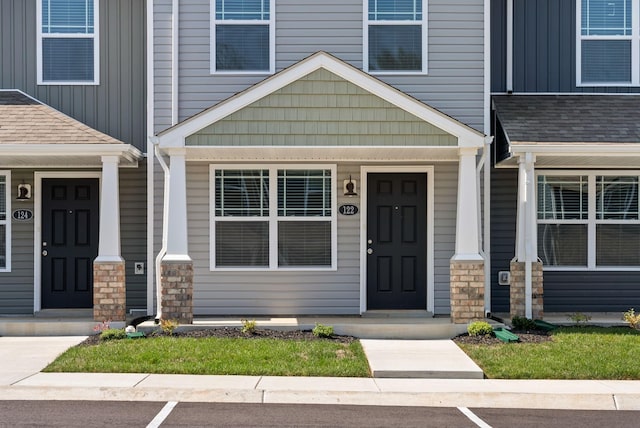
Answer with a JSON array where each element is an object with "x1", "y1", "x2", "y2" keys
[
  {"x1": 164, "y1": 149, "x2": 191, "y2": 261},
  {"x1": 453, "y1": 147, "x2": 483, "y2": 261},
  {"x1": 96, "y1": 155, "x2": 122, "y2": 262},
  {"x1": 512, "y1": 153, "x2": 541, "y2": 319}
]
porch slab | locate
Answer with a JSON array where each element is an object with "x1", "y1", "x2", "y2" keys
[
  {"x1": 0, "y1": 318, "x2": 124, "y2": 336},
  {"x1": 360, "y1": 340, "x2": 484, "y2": 379},
  {"x1": 138, "y1": 316, "x2": 475, "y2": 340}
]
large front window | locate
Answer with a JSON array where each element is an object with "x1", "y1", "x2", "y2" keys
[
  {"x1": 0, "y1": 172, "x2": 10, "y2": 271},
  {"x1": 38, "y1": 0, "x2": 99, "y2": 84},
  {"x1": 578, "y1": 0, "x2": 640, "y2": 85},
  {"x1": 365, "y1": 0, "x2": 427, "y2": 73},
  {"x1": 211, "y1": 166, "x2": 336, "y2": 269},
  {"x1": 211, "y1": 0, "x2": 274, "y2": 73},
  {"x1": 538, "y1": 173, "x2": 640, "y2": 269}
]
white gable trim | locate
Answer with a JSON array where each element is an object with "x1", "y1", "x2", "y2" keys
[{"x1": 157, "y1": 52, "x2": 484, "y2": 148}]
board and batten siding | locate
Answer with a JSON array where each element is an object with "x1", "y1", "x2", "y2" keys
[
  {"x1": 491, "y1": 0, "x2": 640, "y2": 93},
  {"x1": 490, "y1": 167, "x2": 640, "y2": 313},
  {"x1": 185, "y1": 162, "x2": 457, "y2": 315},
  {"x1": 0, "y1": 0, "x2": 147, "y2": 150},
  {"x1": 154, "y1": 0, "x2": 486, "y2": 134},
  {"x1": 0, "y1": 170, "x2": 35, "y2": 314},
  {"x1": 0, "y1": 168, "x2": 147, "y2": 313}
]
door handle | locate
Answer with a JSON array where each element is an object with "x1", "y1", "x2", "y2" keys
[
  {"x1": 367, "y1": 248, "x2": 373, "y2": 255},
  {"x1": 42, "y1": 250, "x2": 48, "y2": 257}
]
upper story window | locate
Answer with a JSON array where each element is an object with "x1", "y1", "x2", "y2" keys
[
  {"x1": 211, "y1": 0, "x2": 275, "y2": 74},
  {"x1": 578, "y1": 0, "x2": 640, "y2": 86},
  {"x1": 538, "y1": 173, "x2": 640, "y2": 269},
  {"x1": 0, "y1": 172, "x2": 10, "y2": 272},
  {"x1": 38, "y1": 0, "x2": 99, "y2": 85},
  {"x1": 365, "y1": 0, "x2": 427, "y2": 74}
]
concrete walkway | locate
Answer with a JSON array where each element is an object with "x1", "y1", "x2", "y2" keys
[{"x1": 2, "y1": 336, "x2": 640, "y2": 410}]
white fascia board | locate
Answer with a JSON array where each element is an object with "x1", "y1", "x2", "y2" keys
[
  {"x1": 156, "y1": 52, "x2": 485, "y2": 148},
  {"x1": 172, "y1": 145, "x2": 460, "y2": 162},
  {"x1": 510, "y1": 144, "x2": 640, "y2": 156},
  {"x1": 0, "y1": 144, "x2": 142, "y2": 163}
]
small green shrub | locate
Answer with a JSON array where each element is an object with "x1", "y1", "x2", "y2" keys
[
  {"x1": 623, "y1": 308, "x2": 640, "y2": 329},
  {"x1": 568, "y1": 312, "x2": 591, "y2": 325},
  {"x1": 511, "y1": 316, "x2": 537, "y2": 330},
  {"x1": 100, "y1": 328, "x2": 127, "y2": 341},
  {"x1": 467, "y1": 321, "x2": 493, "y2": 337},
  {"x1": 241, "y1": 319, "x2": 257, "y2": 334},
  {"x1": 312, "y1": 323, "x2": 334, "y2": 338},
  {"x1": 160, "y1": 318, "x2": 179, "y2": 335}
]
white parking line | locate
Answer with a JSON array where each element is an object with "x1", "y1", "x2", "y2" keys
[
  {"x1": 458, "y1": 407, "x2": 492, "y2": 428},
  {"x1": 147, "y1": 401, "x2": 178, "y2": 428}
]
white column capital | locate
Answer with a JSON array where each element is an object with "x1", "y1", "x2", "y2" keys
[
  {"x1": 458, "y1": 146, "x2": 479, "y2": 157},
  {"x1": 101, "y1": 155, "x2": 120, "y2": 165}
]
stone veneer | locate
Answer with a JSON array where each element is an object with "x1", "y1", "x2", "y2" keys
[
  {"x1": 450, "y1": 260, "x2": 485, "y2": 324},
  {"x1": 93, "y1": 261, "x2": 126, "y2": 321},
  {"x1": 160, "y1": 261, "x2": 193, "y2": 323},
  {"x1": 509, "y1": 261, "x2": 544, "y2": 320}
]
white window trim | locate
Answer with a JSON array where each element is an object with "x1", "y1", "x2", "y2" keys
[
  {"x1": 209, "y1": 164, "x2": 337, "y2": 271},
  {"x1": 537, "y1": 170, "x2": 640, "y2": 271},
  {"x1": 36, "y1": 0, "x2": 100, "y2": 85},
  {"x1": 0, "y1": 171, "x2": 10, "y2": 273},
  {"x1": 210, "y1": 0, "x2": 276, "y2": 75},
  {"x1": 576, "y1": 0, "x2": 640, "y2": 86},
  {"x1": 363, "y1": 0, "x2": 428, "y2": 75}
]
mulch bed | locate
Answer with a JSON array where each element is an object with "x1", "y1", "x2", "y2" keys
[
  {"x1": 81, "y1": 327, "x2": 357, "y2": 346},
  {"x1": 452, "y1": 329, "x2": 553, "y2": 345}
]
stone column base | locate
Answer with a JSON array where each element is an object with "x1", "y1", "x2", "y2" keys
[
  {"x1": 93, "y1": 261, "x2": 126, "y2": 321},
  {"x1": 510, "y1": 261, "x2": 544, "y2": 320},
  {"x1": 450, "y1": 260, "x2": 485, "y2": 324},
  {"x1": 160, "y1": 260, "x2": 193, "y2": 324}
]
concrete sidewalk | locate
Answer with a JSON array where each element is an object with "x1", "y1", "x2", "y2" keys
[{"x1": 2, "y1": 336, "x2": 640, "y2": 410}]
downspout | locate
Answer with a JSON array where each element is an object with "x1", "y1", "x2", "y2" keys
[
  {"x1": 478, "y1": 136, "x2": 493, "y2": 316},
  {"x1": 146, "y1": 0, "x2": 155, "y2": 315},
  {"x1": 153, "y1": 141, "x2": 171, "y2": 321},
  {"x1": 506, "y1": 0, "x2": 514, "y2": 93},
  {"x1": 483, "y1": 0, "x2": 492, "y2": 316}
]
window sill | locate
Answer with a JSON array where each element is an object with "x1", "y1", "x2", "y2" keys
[
  {"x1": 38, "y1": 81, "x2": 100, "y2": 86},
  {"x1": 210, "y1": 267, "x2": 337, "y2": 272}
]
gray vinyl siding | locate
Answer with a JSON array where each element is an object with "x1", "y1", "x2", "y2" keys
[
  {"x1": 433, "y1": 163, "x2": 457, "y2": 314},
  {"x1": 0, "y1": 168, "x2": 147, "y2": 314},
  {"x1": 0, "y1": 0, "x2": 147, "y2": 150},
  {"x1": 120, "y1": 167, "x2": 148, "y2": 311},
  {"x1": 489, "y1": 167, "x2": 640, "y2": 313},
  {"x1": 543, "y1": 272, "x2": 640, "y2": 312},
  {"x1": 489, "y1": 167, "x2": 516, "y2": 314},
  {"x1": 0, "y1": 170, "x2": 36, "y2": 314},
  {"x1": 491, "y1": 0, "x2": 640, "y2": 94},
  {"x1": 155, "y1": 0, "x2": 485, "y2": 134},
  {"x1": 185, "y1": 162, "x2": 456, "y2": 316}
]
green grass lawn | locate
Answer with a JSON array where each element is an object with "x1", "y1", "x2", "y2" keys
[
  {"x1": 459, "y1": 326, "x2": 640, "y2": 379},
  {"x1": 44, "y1": 336, "x2": 371, "y2": 377}
]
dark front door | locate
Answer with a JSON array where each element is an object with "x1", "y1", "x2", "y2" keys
[
  {"x1": 41, "y1": 178, "x2": 99, "y2": 309},
  {"x1": 367, "y1": 173, "x2": 427, "y2": 310}
]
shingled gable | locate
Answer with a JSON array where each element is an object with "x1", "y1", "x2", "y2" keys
[
  {"x1": 0, "y1": 90, "x2": 141, "y2": 166},
  {"x1": 156, "y1": 51, "x2": 485, "y2": 149}
]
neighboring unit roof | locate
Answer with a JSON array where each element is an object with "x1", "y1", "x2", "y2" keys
[
  {"x1": 0, "y1": 90, "x2": 141, "y2": 167},
  {"x1": 0, "y1": 90, "x2": 124, "y2": 145},
  {"x1": 493, "y1": 95, "x2": 640, "y2": 144}
]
